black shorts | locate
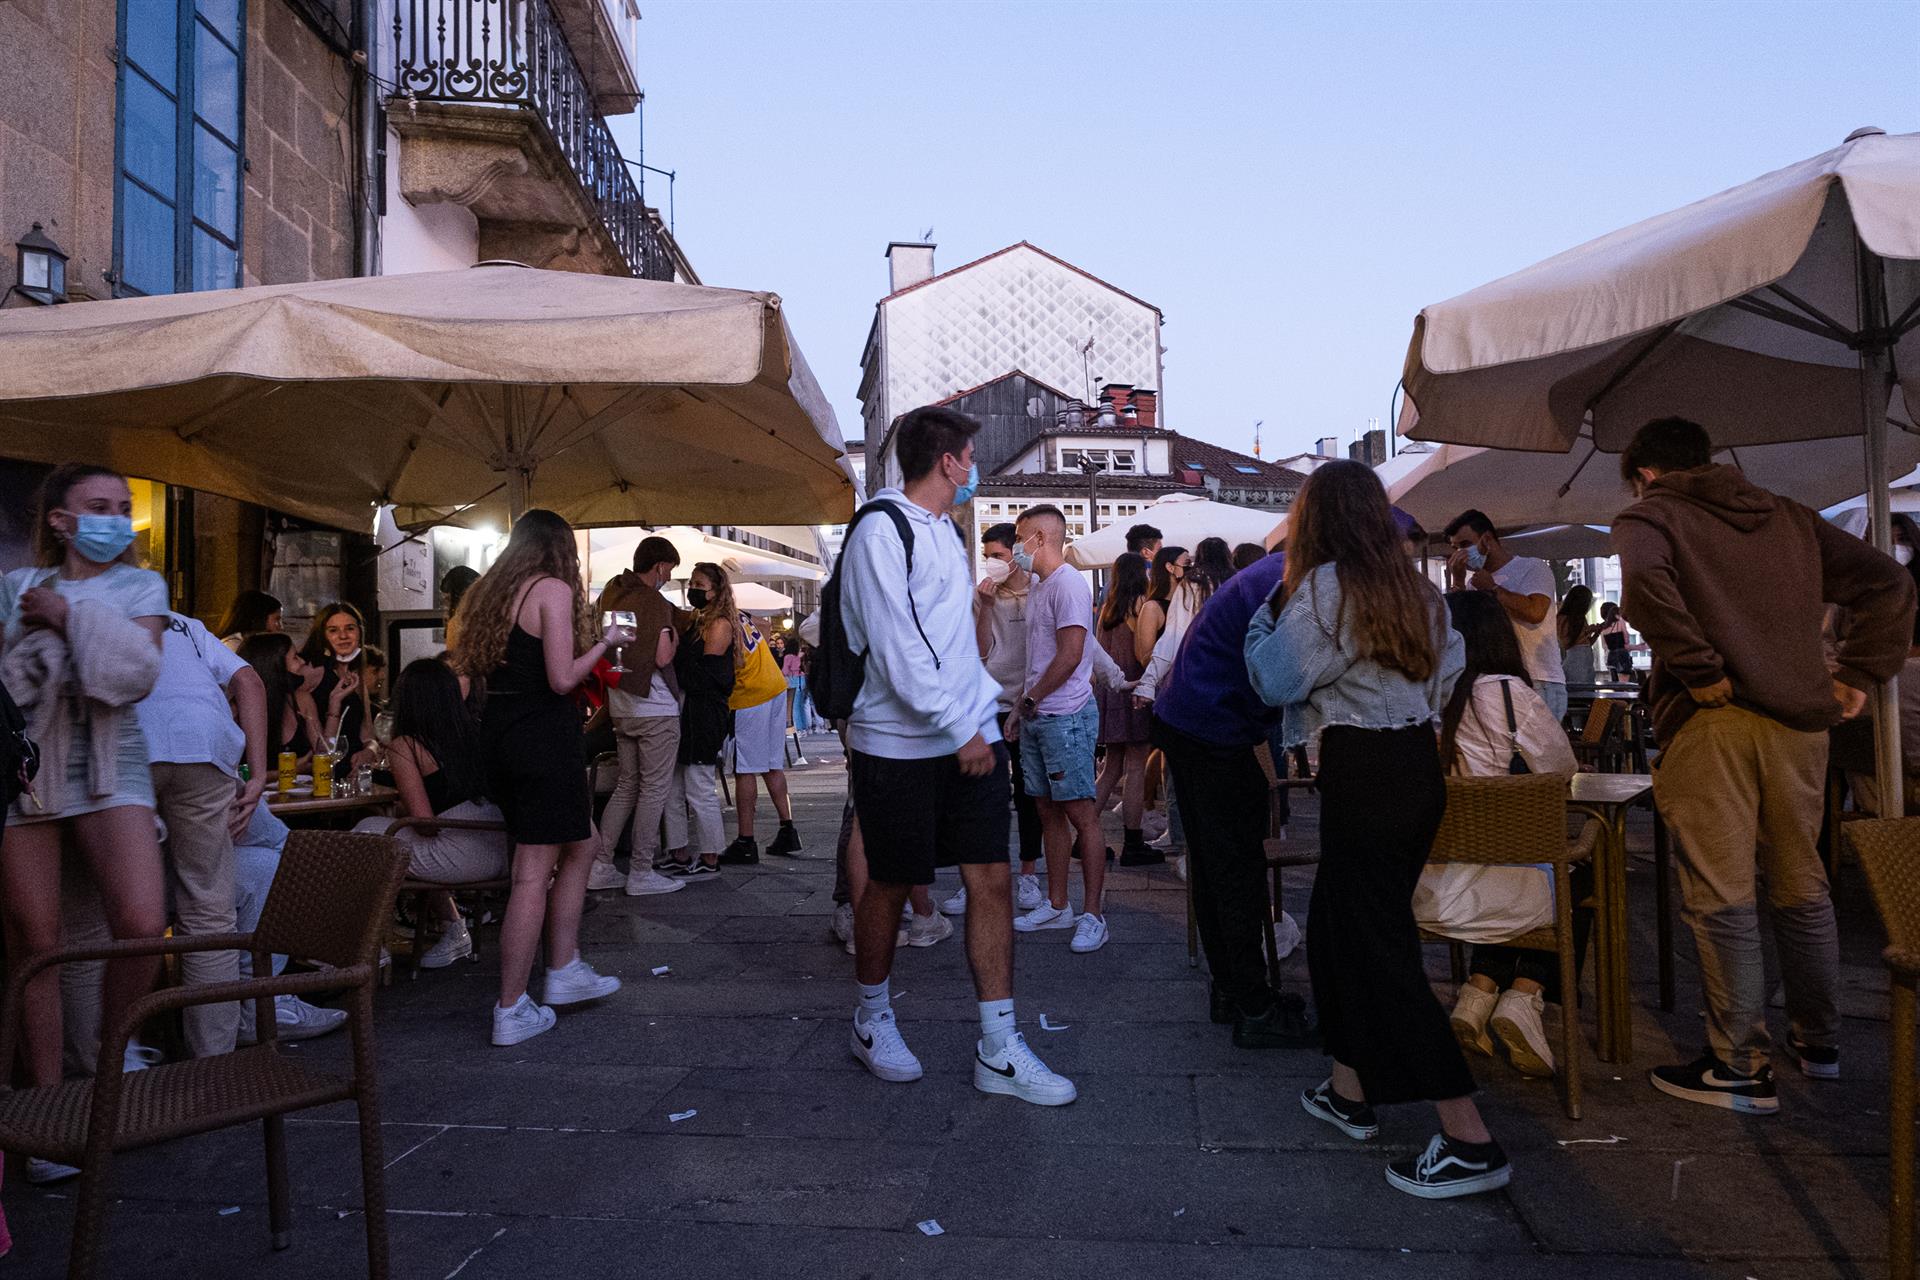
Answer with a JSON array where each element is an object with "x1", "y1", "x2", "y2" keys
[{"x1": 848, "y1": 743, "x2": 1011, "y2": 886}]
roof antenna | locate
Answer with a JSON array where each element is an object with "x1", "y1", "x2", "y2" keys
[{"x1": 920, "y1": 226, "x2": 934, "y2": 242}]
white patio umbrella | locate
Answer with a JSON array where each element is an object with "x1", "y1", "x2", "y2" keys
[
  {"x1": 1400, "y1": 127, "x2": 1920, "y2": 802},
  {"x1": 1065, "y1": 493, "x2": 1286, "y2": 570},
  {"x1": 0, "y1": 263, "x2": 856, "y2": 530},
  {"x1": 665, "y1": 581, "x2": 792, "y2": 613}
]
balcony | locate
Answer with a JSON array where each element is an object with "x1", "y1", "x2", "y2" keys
[{"x1": 390, "y1": 0, "x2": 676, "y2": 280}]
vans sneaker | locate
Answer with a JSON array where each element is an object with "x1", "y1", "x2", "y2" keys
[
  {"x1": 851, "y1": 1010, "x2": 923, "y2": 1082},
  {"x1": 1014, "y1": 902, "x2": 1076, "y2": 933},
  {"x1": 973, "y1": 1031, "x2": 1076, "y2": 1106},
  {"x1": 1490, "y1": 989, "x2": 1554, "y2": 1078},
  {"x1": 543, "y1": 956, "x2": 622, "y2": 1007},
  {"x1": 1301, "y1": 1079, "x2": 1379, "y2": 1140},
  {"x1": 492, "y1": 994, "x2": 557, "y2": 1046},
  {"x1": 1649, "y1": 1053, "x2": 1779, "y2": 1115},
  {"x1": 1386, "y1": 1133, "x2": 1512, "y2": 1199}
]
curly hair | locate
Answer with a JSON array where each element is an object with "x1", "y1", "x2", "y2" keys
[
  {"x1": 688, "y1": 560, "x2": 739, "y2": 645},
  {"x1": 451, "y1": 509, "x2": 592, "y2": 677}
]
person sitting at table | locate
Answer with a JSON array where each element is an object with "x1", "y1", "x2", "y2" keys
[
  {"x1": 353, "y1": 658, "x2": 511, "y2": 969},
  {"x1": 238, "y1": 632, "x2": 333, "y2": 770},
  {"x1": 216, "y1": 589, "x2": 283, "y2": 651},
  {"x1": 1556, "y1": 585, "x2": 1601, "y2": 689},
  {"x1": 230, "y1": 796, "x2": 349, "y2": 1042},
  {"x1": 300, "y1": 601, "x2": 376, "y2": 763},
  {"x1": 1415, "y1": 591, "x2": 1592, "y2": 1081}
]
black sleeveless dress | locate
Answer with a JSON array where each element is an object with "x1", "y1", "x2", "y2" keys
[{"x1": 478, "y1": 625, "x2": 590, "y2": 843}]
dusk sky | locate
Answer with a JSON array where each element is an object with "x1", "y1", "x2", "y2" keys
[{"x1": 609, "y1": 1, "x2": 1917, "y2": 461}]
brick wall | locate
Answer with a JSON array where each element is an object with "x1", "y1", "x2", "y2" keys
[{"x1": 0, "y1": 0, "x2": 353, "y2": 300}]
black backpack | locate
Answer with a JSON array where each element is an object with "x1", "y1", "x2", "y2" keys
[{"x1": 808, "y1": 500, "x2": 945, "y2": 723}]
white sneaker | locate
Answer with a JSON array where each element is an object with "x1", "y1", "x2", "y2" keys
[
  {"x1": 1273, "y1": 911, "x2": 1302, "y2": 960},
  {"x1": 420, "y1": 920, "x2": 474, "y2": 969},
  {"x1": 1070, "y1": 914, "x2": 1109, "y2": 953},
  {"x1": 1450, "y1": 983, "x2": 1497, "y2": 1057},
  {"x1": 492, "y1": 993, "x2": 557, "y2": 1046},
  {"x1": 585, "y1": 860, "x2": 626, "y2": 891},
  {"x1": 1490, "y1": 988, "x2": 1555, "y2": 1078},
  {"x1": 973, "y1": 1031, "x2": 1076, "y2": 1106},
  {"x1": 272, "y1": 994, "x2": 348, "y2": 1041},
  {"x1": 123, "y1": 1040, "x2": 162, "y2": 1072},
  {"x1": 830, "y1": 901, "x2": 854, "y2": 944},
  {"x1": 940, "y1": 886, "x2": 968, "y2": 915},
  {"x1": 625, "y1": 869, "x2": 687, "y2": 897},
  {"x1": 1015, "y1": 873, "x2": 1045, "y2": 911},
  {"x1": 26, "y1": 1156, "x2": 81, "y2": 1185},
  {"x1": 543, "y1": 956, "x2": 621, "y2": 1006},
  {"x1": 906, "y1": 911, "x2": 954, "y2": 948},
  {"x1": 851, "y1": 1009, "x2": 923, "y2": 1082},
  {"x1": 843, "y1": 923, "x2": 911, "y2": 957},
  {"x1": 1148, "y1": 827, "x2": 1175, "y2": 851},
  {"x1": 1173, "y1": 853, "x2": 1188, "y2": 882},
  {"x1": 1015, "y1": 901, "x2": 1076, "y2": 933}
]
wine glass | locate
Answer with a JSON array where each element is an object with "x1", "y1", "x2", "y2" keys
[{"x1": 603, "y1": 610, "x2": 637, "y2": 673}]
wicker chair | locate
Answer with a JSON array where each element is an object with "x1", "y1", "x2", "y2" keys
[
  {"x1": 1572, "y1": 698, "x2": 1627, "y2": 773},
  {"x1": 0, "y1": 830, "x2": 409, "y2": 1280},
  {"x1": 1422, "y1": 773, "x2": 1599, "y2": 1120},
  {"x1": 387, "y1": 815, "x2": 511, "y2": 980},
  {"x1": 1845, "y1": 817, "x2": 1920, "y2": 1280}
]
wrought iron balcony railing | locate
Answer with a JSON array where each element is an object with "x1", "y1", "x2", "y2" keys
[{"x1": 393, "y1": 0, "x2": 674, "y2": 280}]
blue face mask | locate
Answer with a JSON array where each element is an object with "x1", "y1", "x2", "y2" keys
[
  {"x1": 1012, "y1": 539, "x2": 1035, "y2": 573},
  {"x1": 69, "y1": 514, "x2": 136, "y2": 565},
  {"x1": 1464, "y1": 544, "x2": 1487, "y2": 571},
  {"x1": 951, "y1": 460, "x2": 980, "y2": 507}
]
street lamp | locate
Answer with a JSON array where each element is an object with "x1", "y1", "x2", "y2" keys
[
  {"x1": 12, "y1": 223, "x2": 67, "y2": 305},
  {"x1": 1079, "y1": 455, "x2": 1107, "y2": 534}
]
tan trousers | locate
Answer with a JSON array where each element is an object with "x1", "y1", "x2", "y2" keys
[
  {"x1": 1652, "y1": 704, "x2": 1840, "y2": 1075},
  {"x1": 594, "y1": 716, "x2": 681, "y2": 873}
]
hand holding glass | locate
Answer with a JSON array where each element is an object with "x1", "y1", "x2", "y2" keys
[{"x1": 603, "y1": 611, "x2": 638, "y2": 671}]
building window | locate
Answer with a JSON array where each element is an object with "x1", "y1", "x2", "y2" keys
[
  {"x1": 1111, "y1": 450, "x2": 1137, "y2": 473},
  {"x1": 116, "y1": 0, "x2": 245, "y2": 296}
]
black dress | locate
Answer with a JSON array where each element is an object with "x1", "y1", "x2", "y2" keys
[{"x1": 479, "y1": 625, "x2": 590, "y2": 844}]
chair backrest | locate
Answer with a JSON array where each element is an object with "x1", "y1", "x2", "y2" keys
[
  {"x1": 1580, "y1": 698, "x2": 1620, "y2": 746},
  {"x1": 1429, "y1": 773, "x2": 1573, "y2": 866},
  {"x1": 254, "y1": 830, "x2": 411, "y2": 969},
  {"x1": 1848, "y1": 817, "x2": 1920, "y2": 957}
]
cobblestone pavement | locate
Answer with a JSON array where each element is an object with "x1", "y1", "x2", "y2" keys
[{"x1": 2, "y1": 736, "x2": 1899, "y2": 1278}]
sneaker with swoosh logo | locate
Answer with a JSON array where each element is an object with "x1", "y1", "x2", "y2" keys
[
  {"x1": 973, "y1": 1031, "x2": 1076, "y2": 1106},
  {"x1": 1649, "y1": 1053, "x2": 1779, "y2": 1114},
  {"x1": 851, "y1": 1010, "x2": 923, "y2": 1082}
]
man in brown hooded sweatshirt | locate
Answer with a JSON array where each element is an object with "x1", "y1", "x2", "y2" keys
[{"x1": 1616, "y1": 417, "x2": 1914, "y2": 1115}]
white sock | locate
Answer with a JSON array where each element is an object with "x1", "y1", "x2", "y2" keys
[
  {"x1": 857, "y1": 978, "x2": 890, "y2": 1026},
  {"x1": 979, "y1": 998, "x2": 1015, "y2": 1054}
]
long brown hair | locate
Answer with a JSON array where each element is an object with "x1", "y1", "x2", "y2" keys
[
  {"x1": 33, "y1": 464, "x2": 138, "y2": 568},
  {"x1": 1147, "y1": 545, "x2": 1184, "y2": 606},
  {"x1": 688, "y1": 560, "x2": 740, "y2": 656},
  {"x1": 1438, "y1": 591, "x2": 1531, "y2": 770},
  {"x1": 1271, "y1": 460, "x2": 1441, "y2": 682},
  {"x1": 1100, "y1": 553, "x2": 1150, "y2": 630},
  {"x1": 300, "y1": 601, "x2": 368, "y2": 671},
  {"x1": 452, "y1": 509, "x2": 592, "y2": 677}
]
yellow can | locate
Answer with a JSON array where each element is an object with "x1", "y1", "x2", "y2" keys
[
  {"x1": 313, "y1": 751, "x2": 333, "y2": 798},
  {"x1": 277, "y1": 751, "x2": 297, "y2": 793}
]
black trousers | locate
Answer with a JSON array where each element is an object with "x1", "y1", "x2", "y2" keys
[
  {"x1": 1311, "y1": 723, "x2": 1475, "y2": 1105},
  {"x1": 1001, "y1": 711, "x2": 1044, "y2": 866},
  {"x1": 1152, "y1": 717, "x2": 1272, "y2": 1008}
]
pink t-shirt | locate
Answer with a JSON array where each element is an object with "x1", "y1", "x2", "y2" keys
[{"x1": 781, "y1": 653, "x2": 802, "y2": 677}]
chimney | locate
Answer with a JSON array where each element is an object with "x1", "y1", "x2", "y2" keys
[
  {"x1": 1099, "y1": 383, "x2": 1135, "y2": 419},
  {"x1": 1063, "y1": 399, "x2": 1087, "y2": 430},
  {"x1": 1133, "y1": 389, "x2": 1158, "y2": 429},
  {"x1": 1315, "y1": 435, "x2": 1339, "y2": 458},
  {"x1": 886, "y1": 242, "x2": 935, "y2": 293}
]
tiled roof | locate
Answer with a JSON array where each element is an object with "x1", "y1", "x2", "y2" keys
[
  {"x1": 975, "y1": 473, "x2": 1205, "y2": 494},
  {"x1": 1163, "y1": 434, "x2": 1306, "y2": 490},
  {"x1": 880, "y1": 241, "x2": 1164, "y2": 317}
]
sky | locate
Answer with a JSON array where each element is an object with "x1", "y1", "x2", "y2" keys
[{"x1": 607, "y1": 0, "x2": 1918, "y2": 462}]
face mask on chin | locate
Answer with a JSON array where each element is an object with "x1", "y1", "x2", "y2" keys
[
  {"x1": 1897, "y1": 544, "x2": 1915, "y2": 567},
  {"x1": 333, "y1": 646, "x2": 362, "y2": 665}
]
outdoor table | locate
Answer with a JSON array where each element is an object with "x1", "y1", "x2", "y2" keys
[
  {"x1": 267, "y1": 784, "x2": 400, "y2": 823},
  {"x1": 1568, "y1": 772, "x2": 1661, "y2": 1064}
]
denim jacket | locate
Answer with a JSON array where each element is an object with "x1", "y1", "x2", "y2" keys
[{"x1": 1244, "y1": 563, "x2": 1464, "y2": 749}]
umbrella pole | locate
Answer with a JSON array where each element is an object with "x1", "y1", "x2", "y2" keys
[
  {"x1": 1858, "y1": 238, "x2": 1901, "y2": 811},
  {"x1": 506, "y1": 469, "x2": 530, "y2": 525}
]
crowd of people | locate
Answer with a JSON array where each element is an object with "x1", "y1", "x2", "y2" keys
[{"x1": 2, "y1": 406, "x2": 1915, "y2": 1233}]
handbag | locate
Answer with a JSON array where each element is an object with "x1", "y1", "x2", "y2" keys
[
  {"x1": 0, "y1": 676, "x2": 40, "y2": 810},
  {"x1": 1501, "y1": 679, "x2": 1530, "y2": 775},
  {"x1": 728, "y1": 618, "x2": 788, "y2": 711}
]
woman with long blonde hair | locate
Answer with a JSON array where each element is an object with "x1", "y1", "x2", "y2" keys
[
  {"x1": 452, "y1": 509, "x2": 632, "y2": 1046},
  {"x1": 1245, "y1": 460, "x2": 1506, "y2": 1200}
]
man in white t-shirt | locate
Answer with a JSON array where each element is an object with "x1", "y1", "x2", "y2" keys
[{"x1": 1445, "y1": 510, "x2": 1567, "y2": 721}]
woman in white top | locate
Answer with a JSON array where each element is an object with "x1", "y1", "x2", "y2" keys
[{"x1": 1415, "y1": 591, "x2": 1591, "y2": 1081}]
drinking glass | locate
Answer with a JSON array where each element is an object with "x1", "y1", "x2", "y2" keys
[{"x1": 603, "y1": 610, "x2": 637, "y2": 673}]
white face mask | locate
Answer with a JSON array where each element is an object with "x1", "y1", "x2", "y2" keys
[
  {"x1": 334, "y1": 646, "x2": 362, "y2": 665},
  {"x1": 1896, "y1": 544, "x2": 1915, "y2": 567},
  {"x1": 981, "y1": 557, "x2": 1012, "y2": 584}
]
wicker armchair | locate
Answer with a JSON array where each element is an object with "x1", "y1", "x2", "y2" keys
[
  {"x1": 1845, "y1": 817, "x2": 1920, "y2": 1280},
  {"x1": 386, "y1": 815, "x2": 512, "y2": 980},
  {"x1": 0, "y1": 830, "x2": 409, "y2": 1280},
  {"x1": 1422, "y1": 773, "x2": 1599, "y2": 1120},
  {"x1": 1572, "y1": 698, "x2": 1627, "y2": 773}
]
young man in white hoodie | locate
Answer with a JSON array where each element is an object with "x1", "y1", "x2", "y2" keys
[{"x1": 840, "y1": 405, "x2": 1075, "y2": 1106}]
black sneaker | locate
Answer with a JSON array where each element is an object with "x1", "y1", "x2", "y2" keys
[
  {"x1": 682, "y1": 861, "x2": 720, "y2": 879},
  {"x1": 717, "y1": 837, "x2": 759, "y2": 866},
  {"x1": 1208, "y1": 984, "x2": 1235, "y2": 1026},
  {"x1": 1119, "y1": 833, "x2": 1164, "y2": 867},
  {"x1": 1232, "y1": 991, "x2": 1315, "y2": 1049},
  {"x1": 1386, "y1": 1134, "x2": 1512, "y2": 1199},
  {"x1": 765, "y1": 822, "x2": 803, "y2": 858},
  {"x1": 1649, "y1": 1053, "x2": 1780, "y2": 1114},
  {"x1": 1786, "y1": 1033, "x2": 1840, "y2": 1081},
  {"x1": 1301, "y1": 1079, "x2": 1379, "y2": 1140}
]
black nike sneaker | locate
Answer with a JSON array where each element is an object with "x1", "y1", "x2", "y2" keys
[{"x1": 1649, "y1": 1053, "x2": 1779, "y2": 1115}]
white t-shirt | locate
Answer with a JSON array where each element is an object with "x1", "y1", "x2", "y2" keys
[
  {"x1": 1492, "y1": 556, "x2": 1564, "y2": 687},
  {"x1": 136, "y1": 613, "x2": 249, "y2": 776},
  {"x1": 608, "y1": 671, "x2": 680, "y2": 718}
]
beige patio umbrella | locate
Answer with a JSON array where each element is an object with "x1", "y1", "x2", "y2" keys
[
  {"x1": 1065, "y1": 493, "x2": 1288, "y2": 570},
  {"x1": 0, "y1": 262, "x2": 856, "y2": 530},
  {"x1": 1400, "y1": 126, "x2": 1920, "y2": 804}
]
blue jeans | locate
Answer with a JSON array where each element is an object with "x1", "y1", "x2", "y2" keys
[
  {"x1": 1539, "y1": 681, "x2": 1568, "y2": 723},
  {"x1": 1020, "y1": 699, "x2": 1100, "y2": 801}
]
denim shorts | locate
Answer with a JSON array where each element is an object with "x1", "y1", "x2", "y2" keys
[{"x1": 1020, "y1": 698, "x2": 1100, "y2": 801}]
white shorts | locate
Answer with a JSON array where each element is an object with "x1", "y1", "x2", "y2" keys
[{"x1": 732, "y1": 696, "x2": 788, "y2": 775}]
